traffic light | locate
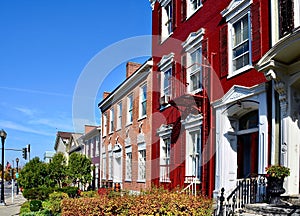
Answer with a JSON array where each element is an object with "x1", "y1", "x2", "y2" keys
[{"x1": 22, "y1": 148, "x2": 27, "y2": 160}]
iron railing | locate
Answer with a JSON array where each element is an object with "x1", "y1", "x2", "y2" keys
[{"x1": 213, "y1": 174, "x2": 267, "y2": 216}]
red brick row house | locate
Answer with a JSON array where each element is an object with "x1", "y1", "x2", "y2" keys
[
  {"x1": 97, "y1": 0, "x2": 300, "y2": 205},
  {"x1": 149, "y1": 0, "x2": 272, "y2": 199},
  {"x1": 98, "y1": 60, "x2": 153, "y2": 192}
]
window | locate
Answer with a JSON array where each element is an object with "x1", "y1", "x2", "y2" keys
[
  {"x1": 110, "y1": 108, "x2": 114, "y2": 133},
  {"x1": 161, "y1": 0, "x2": 174, "y2": 40},
  {"x1": 158, "y1": 53, "x2": 174, "y2": 106},
  {"x1": 221, "y1": 0, "x2": 252, "y2": 76},
  {"x1": 117, "y1": 102, "x2": 122, "y2": 130},
  {"x1": 163, "y1": 68, "x2": 172, "y2": 96},
  {"x1": 127, "y1": 94, "x2": 133, "y2": 124},
  {"x1": 232, "y1": 14, "x2": 250, "y2": 71},
  {"x1": 138, "y1": 143, "x2": 146, "y2": 181},
  {"x1": 186, "y1": 0, "x2": 202, "y2": 18},
  {"x1": 95, "y1": 136, "x2": 99, "y2": 156},
  {"x1": 160, "y1": 138, "x2": 171, "y2": 181},
  {"x1": 125, "y1": 146, "x2": 132, "y2": 180},
  {"x1": 102, "y1": 113, "x2": 107, "y2": 137},
  {"x1": 157, "y1": 124, "x2": 173, "y2": 182},
  {"x1": 189, "y1": 131, "x2": 201, "y2": 179},
  {"x1": 86, "y1": 144, "x2": 89, "y2": 158},
  {"x1": 140, "y1": 84, "x2": 147, "y2": 118},
  {"x1": 108, "y1": 151, "x2": 113, "y2": 180},
  {"x1": 102, "y1": 153, "x2": 106, "y2": 179},
  {"x1": 182, "y1": 28, "x2": 204, "y2": 94},
  {"x1": 182, "y1": 113, "x2": 202, "y2": 182},
  {"x1": 90, "y1": 139, "x2": 93, "y2": 158}
]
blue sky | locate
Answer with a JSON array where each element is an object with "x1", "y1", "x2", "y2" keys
[{"x1": 0, "y1": 0, "x2": 152, "y2": 166}]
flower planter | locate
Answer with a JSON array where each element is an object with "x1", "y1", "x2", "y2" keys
[{"x1": 267, "y1": 176, "x2": 285, "y2": 205}]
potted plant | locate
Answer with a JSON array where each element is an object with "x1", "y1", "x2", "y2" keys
[{"x1": 265, "y1": 165, "x2": 290, "y2": 205}]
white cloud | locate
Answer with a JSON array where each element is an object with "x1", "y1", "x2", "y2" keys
[{"x1": 0, "y1": 120, "x2": 53, "y2": 136}]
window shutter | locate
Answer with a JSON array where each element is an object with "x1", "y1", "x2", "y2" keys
[
  {"x1": 172, "y1": 0, "x2": 177, "y2": 30},
  {"x1": 220, "y1": 25, "x2": 228, "y2": 78},
  {"x1": 158, "y1": 7, "x2": 162, "y2": 41},
  {"x1": 181, "y1": 0, "x2": 187, "y2": 22},
  {"x1": 251, "y1": 2, "x2": 261, "y2": 63}
]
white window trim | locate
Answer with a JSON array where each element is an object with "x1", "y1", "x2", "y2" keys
[
  {"x1": 295, "y1": 0, "x2": 300, "y2": 28},
  {"x1": 182, "y1": 114, "x2": 203, "y2": 183},
  {"x1": 102, "y1": 113, "x2": 107, "y2": 137},
  {"x1": 127, "y1": 93, "x2": 133, "y2": 125},
  {"x1": 160, "y1": 0, "x2": 174, "y2": 42},
  {"x1": 117, "y1": 102, "x2": 122, "y2": 130},
  {"x1": 157, "y1": 124, "x2": 173, "y2": 182},
  {"x1": 125, "y1": 146, "x2": 132, "y2": 181},
  {"x1": 109, "y1": 108, "x2": 114, "y2": 134},
  {"x1": 221, "y1": 0, "x2": 253, "y2": 78},
  {"x1": 102, "y1": 153, "x2": 106, "y2": 180},
  {"x1": 139, "y1": 83, "x2": 147, "y2": 119},
  {"x1": 186, "y1": 0, "x2": 203, "y2": 19},
  {"x1": 182, "y1": 28, "x2": 205, "y2": 94},
  {"x1": 158, "y1": 53, "x2": 174, "y2": 108},
  {"x1": 137, "y1": 142, "x2": 147, "y2": 182}
]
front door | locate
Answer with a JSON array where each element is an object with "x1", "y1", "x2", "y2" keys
[{"x1": 237, "y1": 132, "x2": 258, "y2": 178}]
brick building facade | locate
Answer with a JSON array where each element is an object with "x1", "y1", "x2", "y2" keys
[{"x1": 98, "y1": 59, "x2": 153, "y2": 192}]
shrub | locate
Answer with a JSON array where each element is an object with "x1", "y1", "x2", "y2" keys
[
  {"x1": 58, "y1": 186, "x2": 79, "y2": 198},
  {"x1": 23, "y1": 187, "x2": 54, "y2": 201},
  {"x1": 29, "y1": 200, "x2": 42, "y2": 212},
  {"x1": 61, "y1": 188, "x2": 212, "y2": 215},
  {"x1": 80, "y1": 191, "x2": 97, "y2": 198},
  {"x1": 20, "y1": 201, "x2": 31, "y2": 215},
  {"x1": 47, "y1": 192, "x2": 69, "y2": 214}
]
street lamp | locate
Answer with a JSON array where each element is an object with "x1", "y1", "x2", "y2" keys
[
  {"x1": 16, "y1": 158, "x2": 19, "y2": 195},
  {"x1": 0, "y1": 129, "x2": 7, "y2": 205}
]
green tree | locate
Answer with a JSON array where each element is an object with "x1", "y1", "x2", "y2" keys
[
  {"x1": 18, "y1": 157, "x2": 50, "y2": 189},
  {"x1": 48, "y1": 153, "x2": 68, "y2": 188},
  {"x1": 68, "y1": 153, "x2": 92, "y2": 188}
]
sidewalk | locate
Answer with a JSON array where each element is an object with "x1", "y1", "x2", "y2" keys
[{"x1": 0, "y1": 194, "x2": 27, "y2": 216}]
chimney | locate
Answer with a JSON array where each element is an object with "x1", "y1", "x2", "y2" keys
[
  {"x1": 126, "y1": 62, "x2": 142, "y2": 78},
  {"x1": 85, "y1": 125, "x2": 97, "y2": 134},
  {"x1": 103, "y1": 92, "x2": 110, "y2": 99}
]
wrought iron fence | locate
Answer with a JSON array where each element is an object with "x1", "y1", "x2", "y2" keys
[{"x1": 213, "y1": 174, "x2": 267, "y2": 216}]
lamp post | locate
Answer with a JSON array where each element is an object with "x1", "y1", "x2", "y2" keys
[
  {"x1": 0, "y1": 129, "x2": 7, "y2": 205},
  {"x1": 16, "y1": 158, "x2": 19, "y2": 195}
]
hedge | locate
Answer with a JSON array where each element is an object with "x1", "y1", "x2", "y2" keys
[{"x1": 61, "y1": 188, "x2": 212, "y2": 215}]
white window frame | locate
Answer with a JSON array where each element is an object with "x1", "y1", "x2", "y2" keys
[
  {"x1": 127, "y1": 94, "x2": 133, "y2": 125},
  {"x1": 182, "y1": 28, "x2": 205, "y2": 94},
  {"x1": 161, "y1": 0, "x2": 173, "y2": 41},
  {"x1": 157, "y1": 124, "x2": 173, "y2": 182},
  {"x1": 182, "y1": 113, "x2": 203, "y2": 183},
  {"x1": 221, "y1": 0, "x2": 253, "y2": 77},
  {"x1": 186, "y1": 0, "x2": 202, "y2": 18},
  {"x1": 125, "y1": 146, "x2": 132, "y2": 181},
  {"x1": 139, "y1": 83, "x2": 147, "y2": 119},
  {"x1": 102, "y1": 113, "x2": 107, "y2": 137},
  {"x1": 90, "y1": 139, "x2": 93, "y2": 158},
  {"x1": 102, "y1": 153, "x2": 106, "y2": 180},
  {"x1": 295, "y1": 0, "x2": 300, "y2": 28},
  {"x1": 86, "y1": 144, "x2": 89, "y2": 158},
  {"x1": 95, "y1": 136, "x2": 99, "y2": 156},
  {"x1": 117, "y1": 102, "x2": 122, "y2": 130},
  {"x1": 137, "y1": 139, "x2": 146, "y2": 182},
  {"x1": 110, "y1": 108, "x2": 114, "y2": 133},
  {"x1": 158, "y1": 53, "x2": 174, "y2": 107}
]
